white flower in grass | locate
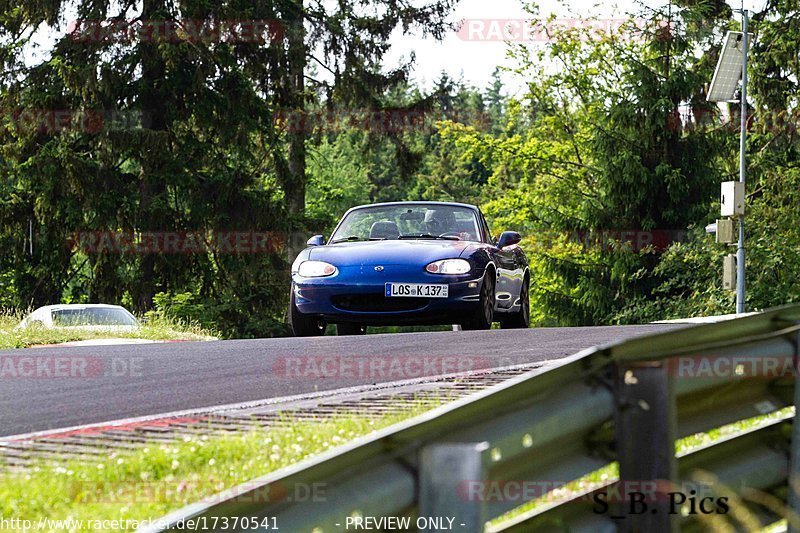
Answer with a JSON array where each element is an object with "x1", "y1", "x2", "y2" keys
[
  {"x1": 208, "y1": 458, "x2": 216, "y2": 466},
  {"x1": 171, "y1": 460, "x2": 180, "y2": 470}
]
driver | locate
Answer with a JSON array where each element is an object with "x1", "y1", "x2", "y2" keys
[{"x1": 424, "y1": 209, "x2": 456, "y2": 235}]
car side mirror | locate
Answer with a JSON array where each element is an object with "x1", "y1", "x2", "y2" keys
[
  {"x1": 497, "y1": 231, "x2": 522, "y2": 249},
  {"x1": 307, "y1": 235, "x2": 326, "y2": 247}
]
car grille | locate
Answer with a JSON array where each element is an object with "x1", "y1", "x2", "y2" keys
[{"x1": 331, "y1": 294, "x2": 428, "y2": 312}]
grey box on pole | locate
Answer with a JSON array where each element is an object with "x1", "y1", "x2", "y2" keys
[
  {"x1": 716, "y1": 218, "x2": 736, "y2": 244},
  {"x1": 721, "y1": 181, "x2": 745, "y2": 216},
  {"x1": 723, "y1": 254, "x2": 736, "y2": 290}
]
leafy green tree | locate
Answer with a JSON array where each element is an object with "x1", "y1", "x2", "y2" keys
[
  {"x1": 306, "y1": 132, "x2": 372, "y2": 227},
  {"x1": 439, "y1": 7, "x2": 726, "y2": 325},
  {"x1": 0, "y1": 0, "x2": 457, "y2": 337},
  {"x1": 485, "y1": 67, "x2": 506, "y2": 133},
  {"x1": 631, "y1": 0, "x2": 800, "y2": 319}
]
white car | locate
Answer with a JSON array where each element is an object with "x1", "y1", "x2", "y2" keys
[{"x1": 18, "y1": 304, "x2": 141, "y2": 331}]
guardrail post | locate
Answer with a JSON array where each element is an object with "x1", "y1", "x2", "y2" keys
[
  {"x1": 614, "y1": 361, "x2": 677, "y2": 533},
  {"x1": 790, "y1": 328, "x2": 800, "y2": 533},
  {"x1": 419, "y1": 442, "x2": 489, "y2": 532}
]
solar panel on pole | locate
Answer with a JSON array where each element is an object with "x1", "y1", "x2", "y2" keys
[{"x1": 707, "y1": 31, "x2": 745, "y2": 103}]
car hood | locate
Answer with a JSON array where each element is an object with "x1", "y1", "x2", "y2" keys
[{"x1": 308, "y1": 240, "x2": 473, "y2": 266}]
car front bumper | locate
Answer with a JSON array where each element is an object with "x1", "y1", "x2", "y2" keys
[{"x1": 292, "y1": 265, "x2": 484, "y2": 325}]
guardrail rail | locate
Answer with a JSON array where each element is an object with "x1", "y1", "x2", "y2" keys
[{"x1": 142, "y1": 304, "x2": 800, "y2": 532}]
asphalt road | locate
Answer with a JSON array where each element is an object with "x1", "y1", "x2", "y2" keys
[{"x1": 0, "y1": 325, "x2": 684, "y2": 437}]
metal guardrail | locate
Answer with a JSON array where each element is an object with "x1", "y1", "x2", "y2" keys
[{"x1": 142, "y1": 304, "x2": 800, "y2": 532}]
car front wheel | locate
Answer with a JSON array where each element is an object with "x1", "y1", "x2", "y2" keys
[
  {"x1": 461, "y1": 271, "x2": 495, "y2": 330},
  {"x1": 289, "y1": 290, "x2": 325, "y2": 337}
]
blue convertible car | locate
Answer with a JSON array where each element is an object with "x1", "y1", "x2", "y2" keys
[{"x1": 289, "y1": 202, "x2": 529, "y2": 336}]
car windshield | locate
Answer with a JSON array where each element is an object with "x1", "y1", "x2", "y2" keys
[
  {"x1": 51, "y1": 308, "x2": 138, "y2": 327},
  {"x1": 331, "y1": 205, "x2": 480, "y2": 243}
]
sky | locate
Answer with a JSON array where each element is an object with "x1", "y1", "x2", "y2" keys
[
  {"x1": 386, "y1": 0, "x2": 769, "y2": 95},
  {"x1": 24, "y1": 0, "x2": 769, "y2": 97}
]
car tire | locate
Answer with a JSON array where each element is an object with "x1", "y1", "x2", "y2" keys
[
  {"x1": 500, "y1": 276, "x2": 530, "y2": 329},
  {"x1": 337, "y1": 323, "x2": 366, "y2": 335},
  {"x1": 289, "y1": 290, "x2": 325, "y2": 337},
  {"x1": 461, "y1": 270, "x2": 495, "y2": 330}
]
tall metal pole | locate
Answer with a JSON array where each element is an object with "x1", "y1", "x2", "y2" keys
[{"x1": 736, "y1": 10, "x2": 748, "y2": 314}]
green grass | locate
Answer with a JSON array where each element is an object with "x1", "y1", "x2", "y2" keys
[
  {"x1": 675, "y1": 407, "x2": 793, "y2": 455},
  {"x1": 0, "y1": 401, "x2": 440, "y2": 531},
  {"x1": 0, "y1": 310, "x2": 216, "y2": 349},
  {"x1": 2, "y1": 386, "x2": 790, "y2": 532}
]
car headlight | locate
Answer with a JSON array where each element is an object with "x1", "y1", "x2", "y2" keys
[
  {"x1": 425, "y1": 259, "x2": 471, "y2": 274},
  {"x1": 297, "y1": 260, "x2": 338, "y2": 277}
]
